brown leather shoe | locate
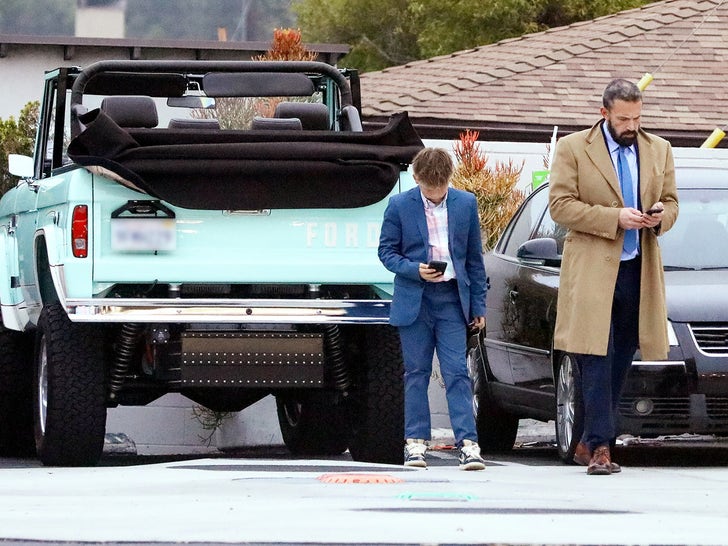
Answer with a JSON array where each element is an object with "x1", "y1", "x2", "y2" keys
[
  {"x1": 573, "y1": 441, "x2": 591, "y2": 466},
  {"x1": 574, "y1": 441, "x2": 621, "y2": 473},
  {"x1": 587, "y1": 445, "x2": 612, "y2": 475}
]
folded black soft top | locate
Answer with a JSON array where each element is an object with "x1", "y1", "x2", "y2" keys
[{"x1": 67, "y1": 108, "x2": 424, "y2": 210}]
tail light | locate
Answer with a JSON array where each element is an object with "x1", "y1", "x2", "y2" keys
[{"x1": 71, "y1": 205, "x2": 88, "y2": 258}]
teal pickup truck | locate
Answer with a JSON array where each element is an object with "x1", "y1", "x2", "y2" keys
[{"x1": 1, "y1": 60, "x2": 423, "y2": 466}]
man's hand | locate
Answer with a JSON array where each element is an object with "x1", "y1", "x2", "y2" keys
[
  {"x1": 641, "y1": 201, "x2": 664, "y2": 229},
  {"x1": 619, "y1": 202, "x2": 664, "y2": 230},
  {"x1": 618, "y1": 207, "x2": 644, "y2": 230}
]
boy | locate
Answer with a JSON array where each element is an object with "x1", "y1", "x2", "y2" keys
[{"x1": 378, "y1": 147, "x2": 487, "y2": 470}]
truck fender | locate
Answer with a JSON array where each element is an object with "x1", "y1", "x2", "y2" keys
[
  {"x1": 0, "y1": 226, "x2": 29, "y2": 331},
  {"x1": 33, "y1": 224, "x2": 67, "y2": 309}
]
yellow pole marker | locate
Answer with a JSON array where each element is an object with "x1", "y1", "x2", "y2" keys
[
  {"x1": 636, "y1": 73, "x2": 654, "y2": 91},
  {"x1": 700, "y1": 127, "x2": 726, "y2": 148}
]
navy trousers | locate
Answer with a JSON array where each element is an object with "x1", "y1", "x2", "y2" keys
[
  {"x1": 577, "y1": 256, "x2": 641, "y2": 450},
  {"x1": 398, "y1": 279, "x2": 478, "y2": 447}
]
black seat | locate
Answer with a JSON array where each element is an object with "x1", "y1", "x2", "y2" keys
[
  {"x1": 100, "y1": 96, "x2": 159, "y2": 128},
  {"x1": 168, "y1": 118, "x2": 220, "y2": 130},
  {"x1": 339, "y1": 105, "x2": 363, "y2": 131},
  {"x1": 251, "y1": 117, "x2": 302, "y2": 130},
  {"x1": 274, "y1": 102, "x2": 330, "y2": 130}
]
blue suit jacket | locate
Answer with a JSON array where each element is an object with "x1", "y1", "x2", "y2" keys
[{"x1": 378, "y1": 186, "x2": 487, "y2": 327}]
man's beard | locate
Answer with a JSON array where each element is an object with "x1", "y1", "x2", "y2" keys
[{"x1": 607, "y1": 120, "x2": 638, "y2": 147}]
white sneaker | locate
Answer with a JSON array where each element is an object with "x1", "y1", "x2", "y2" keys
[
  {"x1": 458, "y1": 439, "x2": 486, "y2": 471},
  {"x1": 404, "y1": 439, "x2": 428, "y2": 468}
]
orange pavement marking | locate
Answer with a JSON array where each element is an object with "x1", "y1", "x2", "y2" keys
[{"x1": 317, "y1": 473, "x2": 404, "y2": 484}]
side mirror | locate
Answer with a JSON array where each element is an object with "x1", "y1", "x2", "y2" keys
[
  {"x1": 8, "y1": 154, "x2": 34, "y2": 178},
  {"x1": 517, "y1": 237, "x2": 562, "y2": 267}
]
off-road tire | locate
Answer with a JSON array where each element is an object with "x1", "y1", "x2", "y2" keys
[
  {"x1": 275, "y1": 391, "x2": 351, "y2": 456},
  {"x1": 33, "y1": 303, "x2": 107, "y2": 466},
  {"x1": 348, "y1": 325, "x2": 403, "y2": 465},
  {"x1": 468, "y1": 334, "x2": 519, "y2": 452},
  {"x1": 0, "y1": 323, "x2": 35, "y2": 457},
  {"x1": 555, "y1": 352, "x2": 584, "y2": 463}
]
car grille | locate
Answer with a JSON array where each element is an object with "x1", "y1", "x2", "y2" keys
[
  {"x1": 619, "y1": 397, "x2": 690, "y2": 419},
  {"x1": 707, "y1": 397, "x2": 728, "y2": 419},
  {"x1": 689, "y1": 324, "x2": 728, "y2": 356},
  {"x1": 620, "y1": 396, "x2": 728, "y2": 420}
]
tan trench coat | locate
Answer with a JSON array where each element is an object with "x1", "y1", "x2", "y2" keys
[{"x1": 548, "y1": 121, "x2": 679, "y2": 360}]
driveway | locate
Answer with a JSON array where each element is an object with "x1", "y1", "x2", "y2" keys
[{"x1": 2, "y1": 430, "x2": 727, "y2": 545}]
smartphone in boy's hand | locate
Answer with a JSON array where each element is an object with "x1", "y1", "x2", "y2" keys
[{"x1": 428, "y1": 260, "x2": 447, "y2": 274}]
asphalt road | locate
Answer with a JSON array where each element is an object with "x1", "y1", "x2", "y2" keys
[{"x1": 2, "y1": 434, "x2": 728, "y2": 546}]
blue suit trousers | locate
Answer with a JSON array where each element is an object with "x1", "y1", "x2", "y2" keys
[{"x1": 398, "y1": 280, "x2": 478, "y2": 446}]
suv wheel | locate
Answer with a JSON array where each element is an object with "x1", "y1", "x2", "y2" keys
[
  {"x1": 275, "y1": 391, "x2": 351, "y2": 456},
  {"x1": 33, "y1": 303, "x2": 107, "y2": 466},
  {"x1": 348, "y1": 325, "x2": 403, "y2": 464},
  {"x1": 468, "y1": 333, "x2": 519, "y2": 451},
  {"x1": 0, "y1": 323, "x2": 35, "y2": 457},
  {"x1": 554, "y1": 352, "x2": 584, "y2": 463}
]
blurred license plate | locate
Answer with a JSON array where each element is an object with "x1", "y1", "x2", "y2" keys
[{"x1": 111, "y1": 218, "x2": 176, "y2": 251}]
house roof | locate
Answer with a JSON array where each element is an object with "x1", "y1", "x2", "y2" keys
[
  {"x1": 359, "y1": 0, "x2": 728, "y2": 146},
  {"x1": 0, "y1": 34, "x2": 349, "y2": 65}
]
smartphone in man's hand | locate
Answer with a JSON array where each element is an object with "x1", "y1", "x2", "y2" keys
[{"x1": 645, "y1": 207, "x2": 664, "y2": 215}]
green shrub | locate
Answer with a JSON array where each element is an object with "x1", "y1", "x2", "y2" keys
[
  {"x1": 450, "y1": 130, "x2": 526, "y2": 251},
  {"x1": 1, "y1": 101, "x2": 38, "y2": 196}
]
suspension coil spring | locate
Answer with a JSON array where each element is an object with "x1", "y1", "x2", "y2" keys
[
  {"x1": 324, "y1": 324, "x2": 351, "y2": 395},
  {"x1": 109, "y1": 322, "x2": 144, "y2": 399}
]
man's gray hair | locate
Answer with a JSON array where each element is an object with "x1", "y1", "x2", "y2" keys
[{"x1": 602, "y1": 78, "x2": 642, "y2": 109}]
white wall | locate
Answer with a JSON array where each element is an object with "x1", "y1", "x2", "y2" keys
[
  {"x1": 106, "y1": 394, "x2": 282, "y2": 455},
  {"x1": 106, "y1": 394, "x2": 222, "y2": 455},
  {"x1": 1, "y1": 47, "x2": 180, "y2": 120},
  {"x1": 424, "y1": 138, "x2": 553, "y2": 194},
  {"x1": 0, "y1": 41, "x2": 299, "y2": 120}
]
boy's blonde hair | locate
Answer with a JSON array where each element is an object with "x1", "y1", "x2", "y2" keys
[{"x1": 412, "y1": 147, "x2": 453, "y2": 188}]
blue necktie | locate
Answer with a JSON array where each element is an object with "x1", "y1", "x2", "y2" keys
[{"x1": 617, "y1": 146, "x2": 638, "y2": 254}]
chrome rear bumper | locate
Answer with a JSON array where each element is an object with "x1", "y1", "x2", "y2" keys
[{"x1": 64, "y1": 297, "x2": 391, "y2": 324}]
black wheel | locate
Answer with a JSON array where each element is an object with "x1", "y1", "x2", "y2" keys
[
  {"x1": 467, "y1": 332, "x2": 519, "y2": 452},
  {"x1": 275, "y1": 391, "x2": 351, "y2": 456},
  {"x1": 33, "y1": 303, "x2": 107, "y2": 466},
  {"x1": 554, "y1": 352, "x2": 584, "y2": 463},
  {"x1": 0, "y1": 323, "x2": 35, "y2": 457},
  {"x1": 348, "y1": 325, "x2": 404, "y2": 465}
]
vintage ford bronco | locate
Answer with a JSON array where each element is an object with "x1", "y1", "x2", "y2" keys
[{"x1": 1, "y1": 60, "x2": 423, "y2": 465}]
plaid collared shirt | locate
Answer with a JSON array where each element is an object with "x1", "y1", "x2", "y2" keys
[{"x1": 421, "y1": 192, "x2": 455, "y2": 281}]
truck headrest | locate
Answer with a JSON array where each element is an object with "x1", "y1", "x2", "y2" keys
[
  {"x1": 100, "y1": 96, "x2": 159, "y2": 128},
  {"x1": 274, "y1": 102, "x2": 330, "y2": 130},
  {"x1": 251, "y1": 117, "x2": 303, "y2": 130}
]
